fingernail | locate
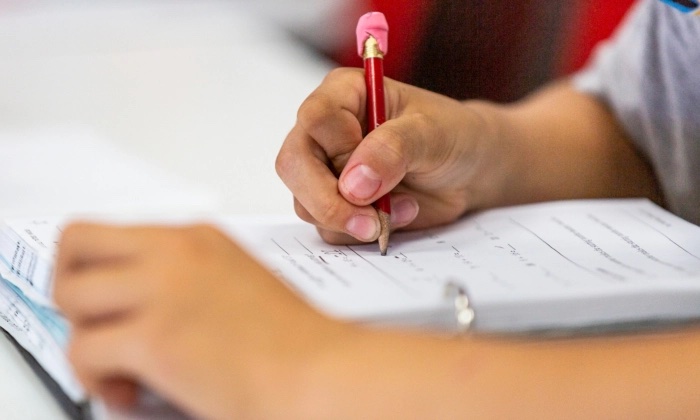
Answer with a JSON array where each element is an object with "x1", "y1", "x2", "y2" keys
[
  {"x1": 345, "y1": 215, "x2": 380, "y2": 241},
  {"x1": 391, "y1": 197, "x2": 419, "y2": 226},
  {"x1": 341, "y1": 165, "x2": 382, "y2": 200}
]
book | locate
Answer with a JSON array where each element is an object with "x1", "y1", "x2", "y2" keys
[{"x1": 3, "y1": 198, "x2": 700, "y2": 417}]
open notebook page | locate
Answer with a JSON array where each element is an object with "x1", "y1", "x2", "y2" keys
[
  {"x1": 3, "y1": 197, "x2": 700, "y2": 418},
  {"x1": 221, "y1": 199, "x2": 700, "y2": 332},
  {"x1": 4, "y1": 198, "x2": 700, "y2": 333}
]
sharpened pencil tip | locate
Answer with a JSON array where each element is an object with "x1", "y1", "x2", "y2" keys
[{"x1": 378, "y1": 210, "x2": 391, "y2": 256}]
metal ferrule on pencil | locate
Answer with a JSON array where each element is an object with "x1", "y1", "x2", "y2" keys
[{"x1": 362, "y1": 35, "x2": 384, "y2": 60}]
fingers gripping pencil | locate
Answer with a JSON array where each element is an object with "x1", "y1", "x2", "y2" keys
[{"x1": 356, "y1": 12, "x2": 391, "y2": 256}]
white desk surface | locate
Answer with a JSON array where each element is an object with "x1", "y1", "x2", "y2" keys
[{"x1": 0, "y1": 2, "x2": 333, "y2": 418}]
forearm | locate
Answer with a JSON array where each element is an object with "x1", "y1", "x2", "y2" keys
[
  {"x1": 467, "y1": 81, "x2": 663, "y2": 209},
  {"x1": 295, "y1": 325, "x2": 700, "y2": 418}
]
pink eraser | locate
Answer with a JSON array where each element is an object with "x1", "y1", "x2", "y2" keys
[{"x1": 356, "y1": 11, "x2": 388, "y2": 57}]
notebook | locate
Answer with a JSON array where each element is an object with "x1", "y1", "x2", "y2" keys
[
  {"x1": 3, "y1": 198, "x2": 700, "y2": 418},
  {"x1": 220, "y1": 198, "x2": 700, "y2": 333}
]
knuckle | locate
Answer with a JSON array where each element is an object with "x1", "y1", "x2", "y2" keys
[
  {"x1": 315, "y1": 197, "x2": 347, "y2": 230},
  {"x1": 297, "y1": 91, "x2": 334, "y2": 131},
  {"x1": 274, "y1": 144, "x2": 296, "y2": 181},
  {"x1": 298, "y1": 68, "x2": 364, "y2": 130},
  {"x1": 148, "y1": 225, "x2": 226, "y2": 291},
  {"x1": 52, "y1": 284, "x2": 69, "y2": 311},
  {"x1": 170, "y1": 224, "x2": 221, "y2": 253},
  {"x1": 151, "y1": 227, "x2": 206, "y2": 267},
  {"x1": 56, "y1": 223, "x2": 88, "y2": 255},
  {"x1": 293, "y1": 200, "x2": 316, "y2": 224},
  {"x1": 188, "y1": 223, "x2": 224, "y2": 239},
  {"x1": 324, "y1": 67, "x2": 362, "y2": 85},
  {"x1": 317, "y1": 228, "x2": 342, "y2": 244},
  {"x1": 406, "y1": 112, "x2": 435, "y2": 134},
  {"x1": 58, "y1": 223, "x2": 80, "y2": 242},
  {"x1": 371, "y1": 112, "x2": 439, "y2": 172},
  {"x1": 317, "y1": 228, "x2": 357, "y2": 245},
  {"x1": 405, "y1": 112, "x2": 444, "y2": 158},
  {"x1": 370, "y1": 127, "x2": 408, "y2": 170},
  {"x1": 60, "y1": 221, "x2": 90, "y2": 236}
]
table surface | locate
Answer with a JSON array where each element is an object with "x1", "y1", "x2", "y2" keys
[{"x1": 0, "y1": 2, "x2": 333, "y2": 418}]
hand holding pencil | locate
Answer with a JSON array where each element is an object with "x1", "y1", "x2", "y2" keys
[{"x1": 277, "y1": 13, "x2": 503, "y2": 251}]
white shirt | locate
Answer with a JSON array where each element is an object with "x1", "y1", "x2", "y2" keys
[{"x1": 575, "y1": 0, "x2": 700, "y2": 224}]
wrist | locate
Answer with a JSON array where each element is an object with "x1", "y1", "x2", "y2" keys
[{"x1": 457, "y1": 100, "x2": 520, "y2": 210}]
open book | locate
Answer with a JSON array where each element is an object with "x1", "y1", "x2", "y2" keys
[{"x1": 3, "y1": 198, "x2": 700, "y2": 416}]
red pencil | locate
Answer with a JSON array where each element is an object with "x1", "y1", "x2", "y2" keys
[{"x1": 356, "y1": 12, "x2": 391, "y2": 255}]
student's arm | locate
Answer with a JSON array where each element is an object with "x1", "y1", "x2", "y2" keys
[
  {"x1": 276, "y1": 69, "x2": 662, "y2": 245},
  {"x1": 300, "y1": 323, "x2": 700, "y2": 419},
  {"x1": 471, "y1": 80, "x2": 662, "y2": 206},
  {"x1": 53, "y1": 223, "x2": 700, "y2": 419}
]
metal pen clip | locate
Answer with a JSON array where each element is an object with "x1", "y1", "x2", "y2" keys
[{"x1": 444, "y1": 281, "x2": 475, "y2": 333}]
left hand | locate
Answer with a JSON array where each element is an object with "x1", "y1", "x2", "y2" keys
[{"x1": 54, "y1": 222, "x2": 345, "y2": 419}]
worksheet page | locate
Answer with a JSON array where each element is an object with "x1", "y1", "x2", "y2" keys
[
  {"x1": 221, "y1": 199, "x2": 700, "y2": 330},
  {"x1": 4, "y1": 198, "x2": 700, "y2": 332},
  {"x1": 0, "y1": 280, "x2": 84, "y2": 403}
]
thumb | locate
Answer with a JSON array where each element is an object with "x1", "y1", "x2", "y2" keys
[{"x1": 338, "y1": 114, "x2": 436, "y2": 205}]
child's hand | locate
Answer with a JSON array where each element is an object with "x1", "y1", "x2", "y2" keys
[
  {"x1": 276, "y1": 68, "x2": 502, "y2": 245},
  {"x1": 54, "y1": 222, "x2": 346, "y2": 419}
]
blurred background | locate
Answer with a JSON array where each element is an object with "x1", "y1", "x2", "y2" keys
[
  {"x1": 218, "y1": 0, "x2": 637, "y2": 102},
  {"x1": 227, "y1": 0, "x2": 637, "y2": 102},
  {"x1": 0, "y1": 0, "x2": 638, "y2": 152},
  {"x1": 1, "y1": 0, "x2": 638, "y2": 105},
  {"x1": 0, "y1": 0, "x2": 638, "y2": 216},
  {"x1": 320, "y1": 0, "x2": 637, "y2": 102},
  {"x1": 0, "y1": 0, "x2": 338, "y2": 217}
]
